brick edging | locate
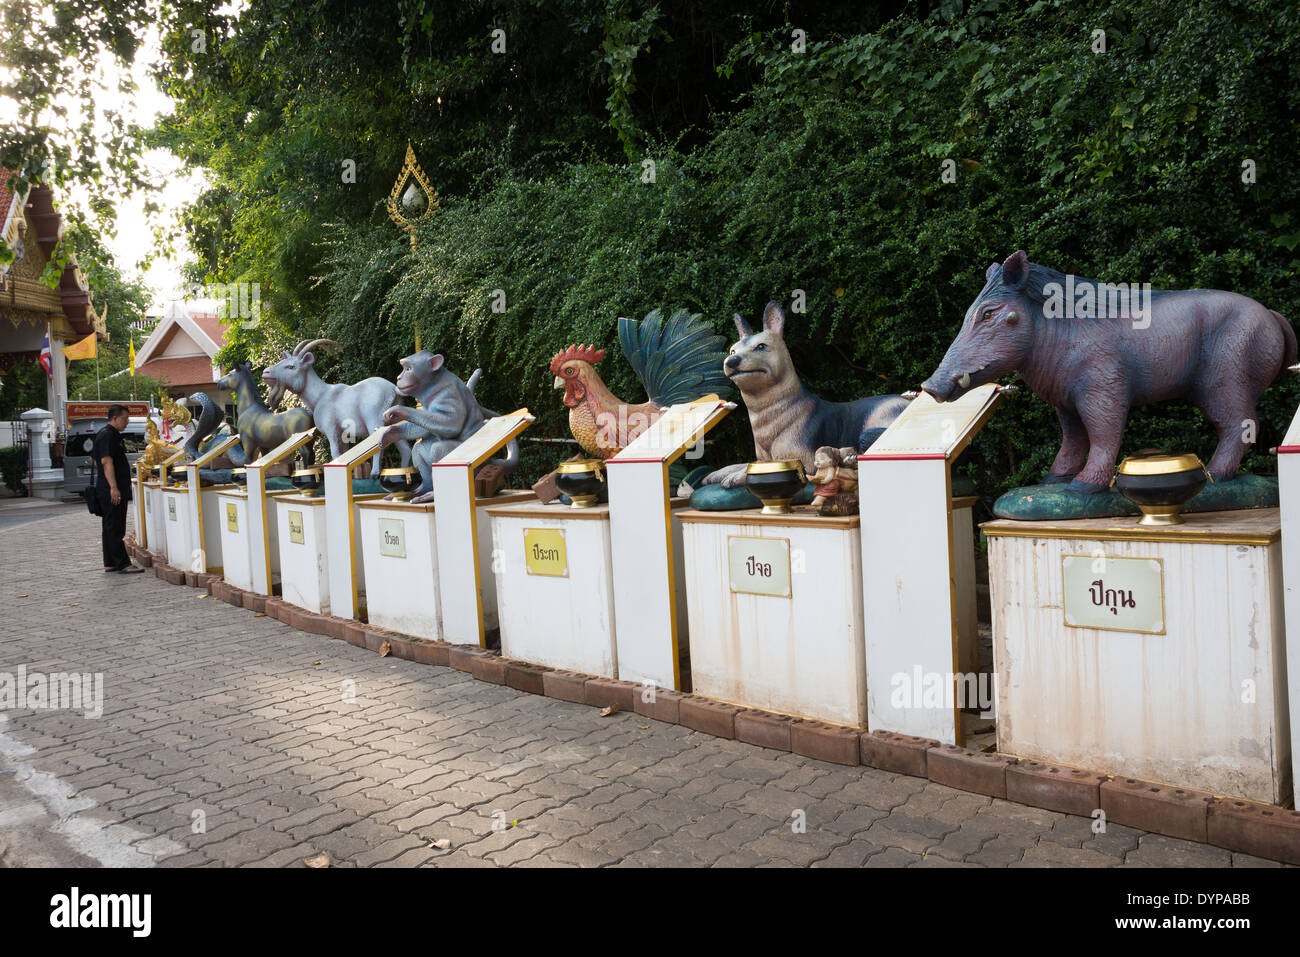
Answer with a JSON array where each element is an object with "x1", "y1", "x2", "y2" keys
[{"x1": 150, "y1": 562, "x2": 1300, "y2": 866}]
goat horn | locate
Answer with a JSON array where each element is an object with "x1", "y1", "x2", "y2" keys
[{"x1": 294, "y1": 338, "x2": 342, "y2": 356}]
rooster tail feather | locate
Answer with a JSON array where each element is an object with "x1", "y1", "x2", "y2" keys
[{"x1": 618, "y1": 308, "x2": 735, "y2": 408}]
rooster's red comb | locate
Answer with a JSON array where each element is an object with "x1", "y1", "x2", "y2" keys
[{"x1": 549, "y1": 343, "x2": 606, "y2": 375}]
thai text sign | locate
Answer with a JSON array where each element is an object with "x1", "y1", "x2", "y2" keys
[
  {"x1": 167, "y1": 498, "x2": 177, "y2": 522},
  {"x1": 225, "y1": 502, "x2": 238, "y2": 532},
  {"x1": 1062, "y1": 555, "x2": 1164, "y2": 634},
  {"x1": 378, "y1": 518, "x2": 406, "y2": 559},
  {"x1": 524, "y1": 528, "x2": 567, "y2": 577},
  {"x1": 287, "y1": 510, "x2": 305, "y2": 545},
  {"x1": 728, "y1": 536, "x2": 791, "y2": 598}
]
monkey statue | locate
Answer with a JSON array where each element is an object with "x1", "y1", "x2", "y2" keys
[{"x1": 377, "y1": 350, "x2": 518, "y2": 504}]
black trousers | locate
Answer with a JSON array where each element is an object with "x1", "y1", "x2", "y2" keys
[{"x1": 101, "y1": 494, "x2": 129, "y2": 568}]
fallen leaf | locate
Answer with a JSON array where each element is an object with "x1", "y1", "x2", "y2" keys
[
  {"x1": 302, "y1": 851, "x2": 331, "y2": 868},
  {"x1": 254, "y1": 612, "x2": 266, "y2": 617},
  {"x1": 428, "y1": 838, "x2": 451, "y2": 850},
  {"x1": 311, "y1": 661, "x2": 323, "y2": 666},
  {"x1": 379, "y1": 640, "x2": 391, "y2": 657},
  {"x1": 68, "y1": 602, "x2": 78, "y2": 606},
  {"x1": 16, "y1": 595, "x2": 26, "y2": 598},
  {"x1": 599, "y1": 704, "x2": 618, "y2": 717},
  {"x1": 637, "y1": 724, "x2": 649, "y2": 730}
]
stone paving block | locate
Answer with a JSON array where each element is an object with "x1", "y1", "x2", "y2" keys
[
  {"x1": 584, "y1": 677, "x2": 637, "y2": 712},
  {"x1": 926, "y1": 745, "x2": 1016, "y2": 799},
  {"x1": 790, "y1": 719, "x2": 860, "y2": 766},
  {"x1": 412, "y1": 639, "x2": 451, "y2": 666},
  {"x1": 447, "y1": 644, "x2": 487, "y2": 672},
  {"x1": 503, "y1": 660, "x2": 549, "y2": 695},
  {"x1": 342, "y1": 620, "x2": 368, "y2": 648},
  {"x1": 1123, "y1": 833, "x2": 1234, "y2": 868},
  {"x1": 1005, "y1": 761, "x2": 1106, "y2": 817},
  {"x1": 469, "y1": 653, "x2": 507, "y2": 684},
  {"x1": 860, "y1": 731, "x2": 940, "y2": 777},
  {"x1": 735, "y1": 710, "x2": 792, "y2": 752},
  {"x1": 1207, "y1": 800, "x2": 1300, "y2": 866},
  {"x1": 541, "y1": 669, "x2": 589, "y2": 704},
  {"x1": 1100, "y1": 778, "x2": 1212, "y2": 844},
  {"x1": 678, "y1": 696, "x2": 739, "y2": 739}
]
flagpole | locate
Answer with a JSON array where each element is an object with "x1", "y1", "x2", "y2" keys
[{"x1": 96, "y1": 348, "x2": 101, "y2": 399}]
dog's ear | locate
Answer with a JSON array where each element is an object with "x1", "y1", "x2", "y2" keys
[
  {"x1": 733, "y1": 313, "x2": 753, "y2": 337},
  {"x1": 762, "y1": 301, "x2": 786, "y2": 336}
]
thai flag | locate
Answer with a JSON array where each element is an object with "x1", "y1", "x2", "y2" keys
[{"x1": 38, "y1": 332, "x2": 52, "y2": 378}]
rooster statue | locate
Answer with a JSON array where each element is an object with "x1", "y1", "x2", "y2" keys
[{"x1": 550, "y1": 308, "x2": 734, "y2": 459}]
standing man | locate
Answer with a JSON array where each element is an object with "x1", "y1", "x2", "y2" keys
[{"x1": 95, "y1": 404, "x2": 144, "y2": 573}]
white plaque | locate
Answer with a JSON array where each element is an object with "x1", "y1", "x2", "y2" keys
[
  {"x1": 1062, "y1": 555, "x2": 1165, "y2": 634},
  {"x1": 167, "y1": 498, "x2": 177, "y2": 522},
  {"x1": 728, "y1": 536, "x2": 791, "y2": 598},
  {"x1": 378, "y1": 518, "x2": 406, "y2": 559}
]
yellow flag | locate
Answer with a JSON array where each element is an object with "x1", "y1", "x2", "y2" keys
[
  {"x1": 128, "y1": 335, "x2": 136, "y2": 376},
  {"x1": 61, "y1": 333, "x2": 97, "y2": 361}
]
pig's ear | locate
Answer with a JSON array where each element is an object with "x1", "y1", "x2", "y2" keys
[
  {"x1": 1002, "y1": 250, "x2": 1030, "y2": 291},
  {"x1": 762, "y1": 301, "x2": 786, "y2": 336},
  {"x1": 985, "y1": 261, "x2": 1000, "y2": 281},
  {"x1": 733, "y1": 313, "x2": 753, "y2": 337}
]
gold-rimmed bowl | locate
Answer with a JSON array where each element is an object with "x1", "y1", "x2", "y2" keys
[
  {"x1": 555, "y1": 459, "x2": 605, "y2": 508},
  {"x1": 379, "y1": 466, "x2": 419, "y2": 502},
  {"x1": 745, "y1": 460, "x2": 806, "y2": 515},
  {"x1": 291, "y1": 466, "x2": 324, "y2": 497},
  {"x1": 1113, "y1": 452, "x2": 1209, "y2": 526}
]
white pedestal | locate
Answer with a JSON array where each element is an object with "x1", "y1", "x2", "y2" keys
[
  {"x1": 358, "y1": 499, "x2": 441, "y2": 639},
  {"x1": 161, "y1": 485, "x2": 195, "y2": 571},
  {"x1": 679, "y1": 507, "x2": 866, "y2": 727},
  {"x1": 218, "y1": 488, "x2": 294, "y2": 592},
  {"x1": 1274, "y1": 432, "x2": 1300, "y2": 808},
  {"x1": 143, "y1": 482, "x2": 167, "y2": 558},
  {"x1": 985, "y1": 509, "x2": 1293, "y2": 805},
  {"x1": 487, "y1": 500, "x2": 617, "y2": 676},
  {"x1": 277, "y1": 494, "x2": 331, "y2": 614},
  {"x1": 191, "y1": 483, "x2": 233, "y2": 574}
]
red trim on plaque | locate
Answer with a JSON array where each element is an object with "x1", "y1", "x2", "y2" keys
[
  {"x1": 607, "y1": 457, "x2": 663, "y2": 464},
  {"x1": 857, "y1": 452, "x2": 949, "y2": 461},
  {"x1": 1277, "y1": 445, "x2": 1300, "y2": 454}
]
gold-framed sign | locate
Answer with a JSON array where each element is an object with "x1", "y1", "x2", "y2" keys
[
  {"x1": 1062, "y1": 554, "x2": 1165, "y2": 634},
  {"x1": 225, "y1": 502, "x2": 238, "y2": 532},
  {"x1": 524, "y1": 528, "x2": 567, "y2": 577},
  {"x1": 287, "y1": 510, "x2": 305, "y2": 545},
  {"x1": 727, "y1": 535, "x2": 792, "y2": 598},
  {"x1": 167, "y1": 498, "x2": 177, "y2": 522},
  {"x1": 378, "y1": 518, "x2": 406, "y2": 559}
]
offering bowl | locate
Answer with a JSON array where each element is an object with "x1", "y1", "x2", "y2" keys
[
  {"x1": 291, "y1": 466, "x2": 324, "y2": 497},
  {"x1": 1113, "y1": 452, "x2": 1209, "y2": 526},
  {"x1": 230, "y1": 467, "x2": 247, "y2": 487},
  {"x1": 379, "y1": 466, "x2": 420, "y2": 502},
  {"x1": 745, "y1": 460, "x2": 806, "y2": 515},
  {"x1": 555, "y1": 459, "x2": 605, "y2": 508}
]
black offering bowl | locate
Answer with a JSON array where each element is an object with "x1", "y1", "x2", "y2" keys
[
  {"x1": 150, "y1": 464, "x2": 166, "y2": 485},
  {"x1": 1113, "y1": 452, "x2": 1209, "y2": 526},
  {"x1": 555, "y1": 459, "x2": 605, "y2": 508},
  {"x1": 379, "y1": 466, "x2": 419, "y2": 502},
  {"x1": 231, "y1": 467, "x2": 247, "y2": 487},
  {"x1": 169, "y1": 465, "x2": 189, "y2": 486},
  {"x1": 745, "y1": 460, "x2": 806, "y2": 515},
  {"x1": 291, "y1": 466, "x2": 324, "y2": 497}
]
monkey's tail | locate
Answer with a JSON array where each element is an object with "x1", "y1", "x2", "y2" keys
[
  {"x1": 466, "y1": 369, "x2": 482, "y2": 396},
  {"x1": 477, "y1": 400, "x2": 519, "y2": 474}
]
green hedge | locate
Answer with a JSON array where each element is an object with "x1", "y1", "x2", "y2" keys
[
  {"x1": 308, "y1": 0, "x2": 1300, "y2": 493},
  {"x1": 0, "y1": 446, "x2": 26, "y2": 495}
]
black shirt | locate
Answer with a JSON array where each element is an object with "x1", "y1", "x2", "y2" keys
[{"x1": 92, "y1": 424, "x2": 132, "y2": 503}]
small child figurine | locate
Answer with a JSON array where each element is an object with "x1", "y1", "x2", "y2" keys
[{"x1": 809, "y1": 446, "x2": 860, "y2": 514}]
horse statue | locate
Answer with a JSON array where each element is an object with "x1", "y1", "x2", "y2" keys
[{"x1": 216, "y1": 361, "x2": 315, "y2": 467}]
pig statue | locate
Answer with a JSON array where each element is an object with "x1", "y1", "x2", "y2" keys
[{"x1": 922, "y1": 250, "x2": 1297, "y2": 493}]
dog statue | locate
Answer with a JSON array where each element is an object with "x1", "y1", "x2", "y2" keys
[{"x1": 701, "y1": 302, "x2": 909, "y2": 488}]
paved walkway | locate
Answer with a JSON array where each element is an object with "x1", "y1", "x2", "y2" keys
[{"x1": 0, "y1": 503, "x2": 1285, "y2": 867}]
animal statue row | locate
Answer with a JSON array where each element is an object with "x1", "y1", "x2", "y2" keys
[{"x1": 922, "y1": 250, "x2": 1296, "y2": 492}]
